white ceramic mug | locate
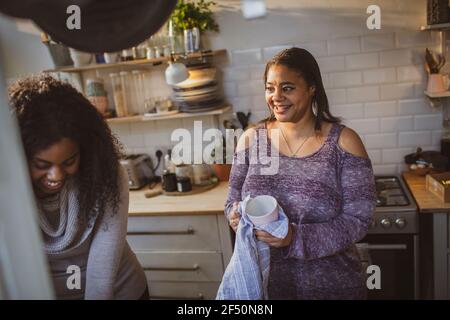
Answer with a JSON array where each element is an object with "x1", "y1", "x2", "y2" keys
[{"x1": 245, "y1": 195, "x2": 279, "y2": 226}]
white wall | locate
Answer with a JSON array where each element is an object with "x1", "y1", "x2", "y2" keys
[{"x1": 0, "y1": 0, "x2": 443, "y2": 175}]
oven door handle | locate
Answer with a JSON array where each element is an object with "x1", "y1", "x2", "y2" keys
[{"x1": 366, "y1": 244, "x2": 407, "y2": 250}]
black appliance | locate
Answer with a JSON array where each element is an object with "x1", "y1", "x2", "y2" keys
[{"x1": 358, "y1": 176, "x2": 419, "y2": 300}]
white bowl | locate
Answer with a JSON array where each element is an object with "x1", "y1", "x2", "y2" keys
[
  {"x1": 245, "y1": 195, "x2": 278, "y2": 226},
  {"x1": 69, "y1": 48, "x2": 93, "y2": 67},
  {"x1": 103, "y1": 52, "x2": 120, "y2": 64}
]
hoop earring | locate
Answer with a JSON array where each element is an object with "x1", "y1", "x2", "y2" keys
[{"x1": 312, "y1": 101, "x2": 318, "y2": 117}]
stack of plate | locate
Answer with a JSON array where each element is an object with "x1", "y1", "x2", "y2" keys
[{"x1": 171, "y1": 68, "x2": 224, "y2": 113}]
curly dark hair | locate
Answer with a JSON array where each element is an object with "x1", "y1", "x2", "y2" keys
[
  {"x1": 263, "y1": 47, "x2": 341, "y2": 130},
  {"x1": 8, "y1": 73, "x2": 124, "y2": 220}
]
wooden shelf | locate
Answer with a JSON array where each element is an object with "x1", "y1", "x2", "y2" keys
[
  {"x1": 106, "y1": 105, "x2": 232, "y2": 124},
  {"x1": 420, "y1": 22, "x2": 450, "y2": 31},
  {"x1": 424, "y1": 90, "x2": 450, "y2": 98},
  {"x1": 43, "y1": 49, "x2": 227, "y2": 73}
]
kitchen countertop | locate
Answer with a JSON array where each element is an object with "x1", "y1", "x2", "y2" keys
[
  {"x1": 128, "y1": 182, "x2": 229, "y2": 216},
  {"x1": 402, "y1": 171, "x2": 450, "y2": 213}
]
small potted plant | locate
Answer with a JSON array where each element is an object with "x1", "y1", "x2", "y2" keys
[
  {"x1": 425, "y1": 48, "x2": 447, "y2": 93},
  {"x1": 209, "y1": 137, "x2": 232, "y2": 181},
  {"x1": 169, "y1": 0, "x2": 220, "y2": 53}
]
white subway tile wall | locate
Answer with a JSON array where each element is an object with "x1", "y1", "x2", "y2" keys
[
  {"x1": 363, "y1": 68, "x2": 397, "y2": 84},
  {"x1": 109, "y1": 29, "x2": 443, "y2": 176},
  {"x1": 296, "y1": 41, "x2": 328, "y2": 57},
  {"x1": 327, "y1": 37, "x2": 361, "y2": 56},
  {"x1": 361, "y1": 33, "x2": 395, "y2": 52},
  {"x1": 329, "y1": 71, "x2": 363, "y2": 88},
  {"x1": 345, "y1": 53, "x2": 379, "y2": 70}
]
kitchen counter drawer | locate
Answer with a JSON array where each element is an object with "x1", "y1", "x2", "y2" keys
[
  {"x1": 127, "y1": 215, "x2": 221, "y2": 251},
  {"x1": 147, "y1": 281, "x2": 220, "y2": 300},
  {"x1": 136, "y1": 251, "x2": 224, "y2": 282}
]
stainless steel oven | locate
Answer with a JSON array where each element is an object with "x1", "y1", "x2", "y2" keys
[{"x1": 358, "y1": 176, "x2": 419, "y2": 300}]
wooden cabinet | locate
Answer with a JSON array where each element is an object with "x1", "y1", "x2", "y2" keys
[
  {"x1": 127, "y1": 214, "x2": 232, "y2": 300},
  {"x1": 403, "y1": 173, "x2": 450, "y2": 299}
]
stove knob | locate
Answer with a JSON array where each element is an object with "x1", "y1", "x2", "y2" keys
[
  {"x1": 395, "y1": 218, "x2": 407, "y2": 229},
  {"x1": 369, "y1": 220, "x2": 377, "y2": 229},
  {"x1": 380, "y1": 218, "x2": 392, "y2": 229}
]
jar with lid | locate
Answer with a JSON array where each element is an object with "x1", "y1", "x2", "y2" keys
[{"x1": 85, "y1": 78, "x2": 108, "y2": 116}]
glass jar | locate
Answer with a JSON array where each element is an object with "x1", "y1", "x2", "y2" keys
[
  {"x1": 109, "y1": 73, "x2": 128, "y2": 117},
  {"x1": 85, "y1": 78, "x2": 108, "y2": 116},
  {"x1": 131, "y1": 70, "x2": 146, "y2": 115},
  {"x1": 119, "y1": 71, "x2": 134, "y2": 115}
]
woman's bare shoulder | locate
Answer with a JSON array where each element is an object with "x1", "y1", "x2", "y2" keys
[
  {"x1": 338, "y1": 127, "x2": 368, "y2": 158},
  {"x1": 235, "y1": 125, "x2": 259, "y2": 152}
]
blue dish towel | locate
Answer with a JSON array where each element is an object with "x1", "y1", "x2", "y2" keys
[{"x1": 216, "y1": 195, "x2": 289, "y2": 300}]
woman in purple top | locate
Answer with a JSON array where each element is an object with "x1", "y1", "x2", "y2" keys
[{"x1": 225, "y1": 47, "x2": 376, "y2": 299}]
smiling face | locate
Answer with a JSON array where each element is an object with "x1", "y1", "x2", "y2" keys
[
  {"x1": 29, "y1": 138, "x2": 80, "y2": 198},
  {"x1": 265, "y1": 64, "x2": 315, "y2": 123}
]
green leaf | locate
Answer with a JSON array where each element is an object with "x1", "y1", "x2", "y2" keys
[{"x1": 170, "y1": 0, "x2": 220, "y2": 33}]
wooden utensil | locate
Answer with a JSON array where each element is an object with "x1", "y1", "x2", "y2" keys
[{"x1": 144, "y1": 189, "x2": 163, "y2": 198}]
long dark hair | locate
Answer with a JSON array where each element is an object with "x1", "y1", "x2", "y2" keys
[
  {"x1": 9, "y1": 73, "x2": 124, "y2": 220},
  {"x1": 263, "y1": 47, "x2": 340, "y2": 130}
]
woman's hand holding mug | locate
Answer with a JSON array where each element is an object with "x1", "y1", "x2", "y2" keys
[{"x1": 228, "y1": 201, "x2": 241, "y2": 232}]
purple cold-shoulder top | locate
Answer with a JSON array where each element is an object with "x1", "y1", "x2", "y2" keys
[{"x1": 225, "y1": 122, "x2": 376, "y2": 299}]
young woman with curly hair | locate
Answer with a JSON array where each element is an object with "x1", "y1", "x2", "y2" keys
[{"x1": 8, "y1": 74, "x2": 148, "y2": 300}]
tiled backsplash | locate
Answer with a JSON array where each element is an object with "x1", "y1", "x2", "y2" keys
[
  {"x1": 109, "y1": 30, "x2": 443, "y2": 176},
  {"x1": 220, "y1": 35, "x2": 442, "y2": 175},
  {"x1": 1, "y1": 0, "x2": 439, "y2": 176}
]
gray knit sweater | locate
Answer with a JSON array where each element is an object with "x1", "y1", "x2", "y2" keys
[{"x1": 38, "y1": 167, "x2": 147, "y2": 300}]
